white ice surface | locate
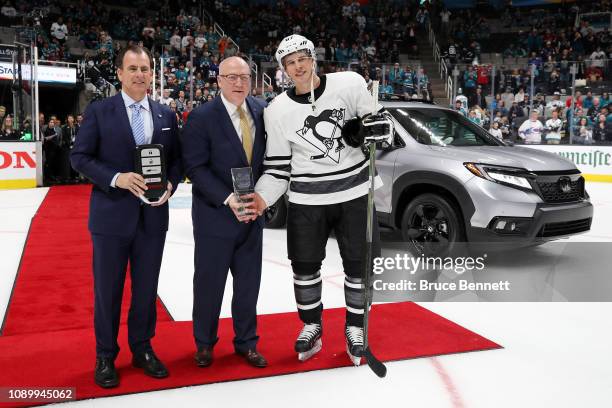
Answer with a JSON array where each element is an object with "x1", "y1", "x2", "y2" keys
[{"x1": 0, "y1": 183, "x2": 610, "y2": 408}]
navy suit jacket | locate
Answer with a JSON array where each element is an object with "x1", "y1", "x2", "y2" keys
[
  {"x1": 181, "y1": 95, "x2": 267, "y2": 238},
  {"x1": 71, "y1": 93, "x2": 182, "y2": 237}
]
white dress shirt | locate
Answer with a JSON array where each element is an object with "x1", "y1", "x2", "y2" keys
[
  {"x1": 220, "y1": 92, "x2": 255, "y2": 143},
  {"x1": 111, "y1": 91, "x2": 155, "y2": 187},
  {"x1": 220, "y1": 92, "x2": 256, "y2": 205}
]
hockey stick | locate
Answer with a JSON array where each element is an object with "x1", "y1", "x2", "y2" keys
[{"x1": 362, "y1": 80, "x2": 387, "y2": 378}]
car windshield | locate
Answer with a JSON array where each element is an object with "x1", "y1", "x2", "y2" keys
[{"x1": 388, "y1": 107, "x2": 503, "y2": 147}]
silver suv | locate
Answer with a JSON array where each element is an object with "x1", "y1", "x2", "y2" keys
[{"x1": 266, "y1": 101, "x2": 593, "y2": 255}]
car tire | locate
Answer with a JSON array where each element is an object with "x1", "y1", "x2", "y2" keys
[
  {"x1": 400, "y1": 193, "x2": 465, "y2": 257},
  {"x1": 265, "y1": 196, "x2": 288, "y2": 228}
]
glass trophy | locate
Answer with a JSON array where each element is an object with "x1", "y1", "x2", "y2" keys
[
  {"x1": 231, "y1": 167, "x2": 254, "y2": 194},
  {"x1": 231, "y1": 167, "x2": 254, "y2": 206}
]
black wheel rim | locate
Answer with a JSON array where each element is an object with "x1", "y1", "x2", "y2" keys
[{"x1": 405, "y1": 203, "x2": 451, "y2": 255}]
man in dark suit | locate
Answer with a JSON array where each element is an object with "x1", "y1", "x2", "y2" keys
[
  {"x1": 71, "y1": 45, "x2": 182, "y2": 388},
  {"x1": 181, "y1": 56, "x2": 267, "y2": 368}
]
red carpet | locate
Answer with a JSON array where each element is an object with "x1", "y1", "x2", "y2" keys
[
  {"x1": 1, "y1": 185, "x2": 170, "y2": 336},
  {"x1": 0, "y1": 186, "x2": 501, "y2": 406},
  {"x1": 0, "y1": 303, "x2": 500, "y2": 406}
]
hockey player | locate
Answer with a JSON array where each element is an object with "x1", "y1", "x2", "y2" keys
[{"x1": 248, "y1": 34, "x2": 392, "y2": 365}]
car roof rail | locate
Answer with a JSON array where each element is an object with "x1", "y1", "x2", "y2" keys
[{"x1": 379, "y1": 94, "x2": 436, "y2": 104}]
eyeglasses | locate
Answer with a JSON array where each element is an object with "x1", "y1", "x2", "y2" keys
[{"x1": 219, "y1": 74, "x2": 251, "y2": 83}]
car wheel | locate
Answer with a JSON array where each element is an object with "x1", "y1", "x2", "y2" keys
[
  {"x1": 400, "y1": 193, "x2": 465, "y2": 257},
  {"x1": 265, "y1": 196, "x2": 287, "y2": 228}
]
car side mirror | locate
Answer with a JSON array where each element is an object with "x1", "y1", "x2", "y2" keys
[{"x1": 376, "y1": 131, "x2": 406, "y2": 151}]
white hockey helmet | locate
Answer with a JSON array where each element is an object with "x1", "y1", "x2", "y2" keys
[{"x1": 275, "y1": 34, "x2": 315, "y2": 70}]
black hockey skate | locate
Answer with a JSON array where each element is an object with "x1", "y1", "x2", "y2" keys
[
  {"x1": 345, "y1": 325, "x2": 364, "y2": 366},
  {"x1": 295, "y1": 322, "x2": 322, "y2": 361}
]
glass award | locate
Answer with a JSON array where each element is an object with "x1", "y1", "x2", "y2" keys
[{"x1": 231, "y1": 167, "x2": 254, "y2": 203}]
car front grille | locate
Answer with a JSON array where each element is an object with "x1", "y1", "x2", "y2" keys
[
  {"x1": 533, "y1": 172, "x2": 585, "y2": 203},
  {"x1": 537, "y1": 218, "x2": 592, "y2": 238}
]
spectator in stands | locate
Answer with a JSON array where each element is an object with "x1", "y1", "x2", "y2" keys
[
  {"x1": 51, "y1": 17, "x2": 68, "y2": 45},
  {"x1": 142, "y1": 20, "x2": 156, "y2": 50},
  {"x1": 170, "y1": 29, "x2": 181, "y2": 54},
  {"x1": 546, "y1": 91, "x2": 564, "y2": 112},
  {"x1": 0, "y1": 115, "x2": 18, "y2": 141},
  {"x1": 418, "y1": 68, "x2": 430, "y2": 101},
  {"x1": 175, "y1": 90, "x2": 187, "y2": 113},
  {"x1": 499, "y1": 116, "x2": 511, "y2": 140},
  {"x1": 389, "y1": 63, "x2": 403, "y2": 94},
  {"x1": 572, "y1": 117, "x2": 593, "y2": 144},
  {"x1": 589, "y1": 46, "x2": 605, "y2": 71},
  {"x1": 193, "y1": 88, "x2": 204, "y2": 107},
  {"x1": 476, "y1": 63, "x2": 489, "y2": 91},
  {"x1": 98, "y1": 31, "x2": 113, "y2": 57},
  {"x1": 542, "y1": 55, "x2": 555, "y2": 84},
  {"x1": 440, "y1": 7, "x2": 451, "y2": 37},
  {"x1": 168, "y1": 100, "x2": 182, "y2": 127},
  {"x1": 518, "y1": 94, "x2": 531, "y2": 116},
  {"x1": 0, "y1": 2, "x2": 17, "y2": 25},
  {"x1": 548, "y1": 69, "x2": 560, "y2": 94},
  {"x1": 514, "y1": 87, "x2": 526, "y2": 104},
  {"x1": 454, "y1": 100, "x2": 467, "y2": 117},
  {"x1": 495, "y1": 100, "x2": 508, "y2": 117},
  {"x1": 518, "y1": 111, "x2": 544, "y2": 144},
  {"x1": 159, "y1": 89, "x2": 173, "y2": 106},
  {"x1": 583, "y1": 91, "x2": 594, "y2": 110},
  {"x1": 470, "y1": 86, "x2": 487, "y2": 110},
  {"x1": 593, "y1": 113, "x2": 612, "y2": 143},
  {"x1": 463, "y1": 65, "x2": 477, "y2": 97},
  {"x1": 489, "y1": 121, "x2": 503, "y2": 141},
  {"x1": 587, "y1": 97, "x2": 602, "y2": 122},
  {"x1": 468, "y1": 110, "x2": 482, "y2": 126},
  {"x1": 566, "y1": 91, "x2": 582, "y2": 110},
  {"x1": 544, "y1": 110, "x2": 563, "y2": 144}
]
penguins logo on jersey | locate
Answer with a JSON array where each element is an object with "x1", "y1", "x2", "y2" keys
[{"x1": 296, "y1": 108, "x2": 346, "y2": 163}]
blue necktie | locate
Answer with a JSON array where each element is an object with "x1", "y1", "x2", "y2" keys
[{"x1": 130, "y1": 103, "x2": 146, "y2": 145}]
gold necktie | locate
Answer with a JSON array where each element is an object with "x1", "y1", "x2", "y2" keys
[{"x1": 237, "y1": 106, "x2": 253, "y2": 164}]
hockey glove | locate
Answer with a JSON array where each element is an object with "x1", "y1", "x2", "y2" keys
[
  {"x1": 341, "y1": 112, "x2": 395, "y2": 149},
  {"x1": 362, "y1": 112, "x2": 394, "y2": 147}
]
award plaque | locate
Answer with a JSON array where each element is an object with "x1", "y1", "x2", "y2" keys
[{"x1": 134, "y1": 144, "x2": 168, "y2": 204}]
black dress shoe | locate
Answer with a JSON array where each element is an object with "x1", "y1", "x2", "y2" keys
[
  {"x1": 95, "y1": 357, "x2": 119, "y2": 388},
  {"x1": 132, "y1": 351, "x2": 169, "y2": 378},
  {"x1": 236, "y1": 349, "x2": 268, "y2": 368},
  {"x1": 194, "y1": 346, "x2": 213, "y2": 367}
]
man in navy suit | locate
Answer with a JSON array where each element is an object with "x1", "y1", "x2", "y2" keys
[
  {"x1": 71, "y1": 45, "x2": 182, "y2": 388},
  {"x1": 181, "y1": 56, "x2": 267, "y2": 368}
]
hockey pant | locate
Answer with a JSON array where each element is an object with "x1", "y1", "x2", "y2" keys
[{"x1": 287, "y1": 194, "x2": 381, "y2": 327}]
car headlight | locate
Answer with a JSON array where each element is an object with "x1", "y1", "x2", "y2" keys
[{"x1": 464, "y1": 163, "x2": 534, "y2": 191}]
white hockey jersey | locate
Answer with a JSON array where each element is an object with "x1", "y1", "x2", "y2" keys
[
  {"x1": 255, "y1": 71, "x2": 382, "y2": 206},
  {"x1": 518, "y1": 119, "x2": 544, "y2": 144},
  {"x1": 545, "y1": 118, "x2": 563, "y2": 141}
]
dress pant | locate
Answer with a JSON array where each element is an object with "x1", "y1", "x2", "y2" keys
[
  {"x1": 192, "y1": 222, "x2": 262, "y2": 353},
  {"x1": 91, "y1": 217, "x2": 166, "y2": 359}
]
